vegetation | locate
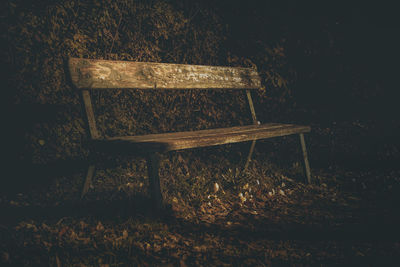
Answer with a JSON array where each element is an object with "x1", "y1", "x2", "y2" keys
[
  {"x1": 4, "y1": 0, "x2": 294, "y2": 164},
  {"x1": 2, "y1": 0, "x2": 400, "y2": 266}
]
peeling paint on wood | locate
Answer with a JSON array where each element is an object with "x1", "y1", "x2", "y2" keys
[{"x1": 68, "y1": 58, "x2": 261, "y2": 89}]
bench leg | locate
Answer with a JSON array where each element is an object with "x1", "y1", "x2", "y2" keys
[
  {"x1": 244, "y1": 140, "x2": 257, "y2": 171},
  {"x1": 146, "y1": 153, "x2": 163, "y2": 210},
  {"x1": 81, "y1": 164, "x2": 96, "y2": 199},
  {"x1": 299, "y1": 133, "x2": 312, "y2": 184}
]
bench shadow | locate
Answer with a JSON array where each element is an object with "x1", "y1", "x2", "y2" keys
[
  {"x1": 172, "y1": 215, "x2": 400, "y2": 242},
  {"x1": 2, "y1": 192, "x2": 399, "y2": 242},
  {"x1": 1, "y1": 193, "x2": 159, "y2": 225},
  {"x1": 2, "y1": 159, "x2": 89, "y2": 195}
]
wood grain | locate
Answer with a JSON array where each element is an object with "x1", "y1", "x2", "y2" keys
[
  {"x1": 68, "y1": 58, "x2": 261, "y2": 89},
  {"x1": 95, "y1": 123, "x2": 311, "y2": 152}
]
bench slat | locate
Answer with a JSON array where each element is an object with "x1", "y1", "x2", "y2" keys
[
  {"x1": 69, "y1": 58, "x2": 261, "y2": 89},
  {"x1": 109, "y1": 123, "x2": 288, "y2": 141},
  {"x1": 94, "y1": 123, "x2": 310, "y2": 153}
]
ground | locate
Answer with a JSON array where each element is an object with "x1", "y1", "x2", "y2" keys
[{"x1": 1, "y1": 122, "x2": 400, "y2": 266}]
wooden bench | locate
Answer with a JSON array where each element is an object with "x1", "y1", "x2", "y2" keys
[{"x1": 68, "y1": 58, "x2": 311, "y2": 209}]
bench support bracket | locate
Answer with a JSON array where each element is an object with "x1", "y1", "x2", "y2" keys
[
  {"x1": 243, "y1": 90, "x2": 258, "y2": 171},
  {"x1": 244, "y1": 140, "x2": 256, "y2": 171},
  {"x1": 146, "y1": 153, "x2": 163, "y2": 210},
  {"x1": 299, "y1": 133, "x2": 312, "y2": 183}
]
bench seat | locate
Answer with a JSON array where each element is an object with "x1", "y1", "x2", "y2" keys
[{"x1": 93, "y1": 123, "x2": 311, "y2": 154}]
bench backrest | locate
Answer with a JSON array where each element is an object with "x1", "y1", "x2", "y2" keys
[
  {"x1": 68, "y1": 58, "x2": 261, "y2": 90},
  {"x1": 68, "y1": 58, "x2": 261, "y2": 139}
]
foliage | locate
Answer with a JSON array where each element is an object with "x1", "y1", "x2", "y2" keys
[
  {"x1": 5, "y1": 0, "x2": 300, "y2": 166},
  {"x1": 5, "y1": 0, "x2": 294, "y2": 165}
]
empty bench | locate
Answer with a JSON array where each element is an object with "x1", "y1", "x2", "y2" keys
[{"x1": 68, "y1": 58, "x2": 311, "y2": 209}]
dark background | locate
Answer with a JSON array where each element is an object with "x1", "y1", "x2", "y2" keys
[{"x1": 216, "y1": 0, "x2": 400, "y2": 120}]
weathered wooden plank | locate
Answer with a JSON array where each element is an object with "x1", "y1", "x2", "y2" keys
[
  {"x1": 109, "y1": 123, "x2": 309, "y2": 142},
  {"x1": 163, "y1": 125, "x2": 311, "y2": 151},
  {"x1": 108, "y1": 123, "x2": 283, "y2": 141},
  {"x1": 68, "y1": 58, "x2": 261, "y2": 89},
  {"x1": 101, "y1": 124, "x2": 311, "y2": 152}
]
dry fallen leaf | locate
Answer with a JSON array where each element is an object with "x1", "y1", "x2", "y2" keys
[
  {"x1": 200, "y1": 206, "x2": 206, "y2": 213},
  {"x1": 214, "y1": 182, "x2": 219, "y2": 193},
  {"x1": 238, "y1": 192, "x2": 246, "y2": 203},
  {"x1": 153, "y1": 234, "x2": 161, "y2": 240},
  {"x1": 96, "y1": 222, "x2": 105, "y2": 232},
  {"x1": 79, "y1": 221, "x2": 87, "y2": 230},
  {"x1": 58, "y1": 227, "x2": 68, "y2": 238},
  {"x1": 69, "y1": 230, "x2": 78, "y2": 240},
  {"x1": 180, "y1": 259, "x2": 188, "y2": 267},
  {"x1": 55, "y1": 254, "x2": 61, "y2": 267},
  {"x1": 122, "y1": 230, "x2": 128, "y2": 239}
]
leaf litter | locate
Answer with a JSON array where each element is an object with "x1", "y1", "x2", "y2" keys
[{"x1": 1, "y1": 162, "x2": 400, "y2": 266}]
